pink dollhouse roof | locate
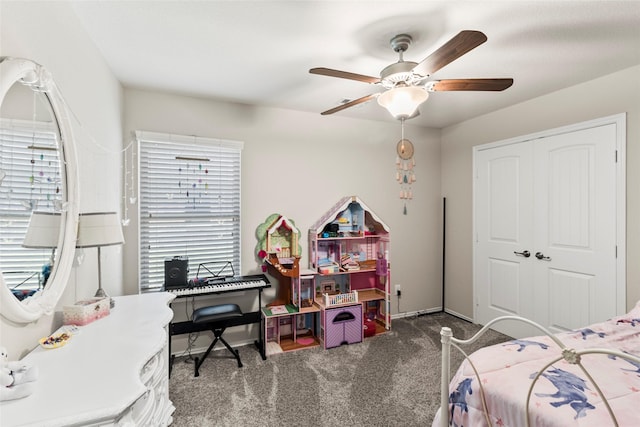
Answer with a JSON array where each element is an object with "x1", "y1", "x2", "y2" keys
[{"x1": 309, "y1": 195, "x2": 390, "y2": 234}]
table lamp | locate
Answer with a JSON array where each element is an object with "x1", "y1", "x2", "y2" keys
[
  {"x1": 76, "y1": 212, "x2": 124, "y2": 308},
  {"x1": 22, "y1": 211, "x2": 61, "y2": 286}
]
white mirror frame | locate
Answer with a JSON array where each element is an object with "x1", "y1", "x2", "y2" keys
[{"x1": 0, "y1": 57, "x2": 79, "y2": 323}]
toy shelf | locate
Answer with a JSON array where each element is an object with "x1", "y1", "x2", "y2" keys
[
  {"x1": 316, "y1": 235, "x2": 384, "y2": 240},
  {"x1": 353, "y1": 288, "x2": 386, "y2": 302},
  {"x1": 314, "y1": 268, "x2": 376, "y2": 276}
]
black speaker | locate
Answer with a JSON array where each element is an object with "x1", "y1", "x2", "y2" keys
[{"x1": 164, "y1": 256, "x2": 188, "y2": 289}]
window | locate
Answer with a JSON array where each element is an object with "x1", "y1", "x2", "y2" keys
[
  {"x1": 0, "y1": 119, "x2": 61, "y2": 293},
  {"x1": 137, "y1": 131, "x2": 243, "y2": 292}
]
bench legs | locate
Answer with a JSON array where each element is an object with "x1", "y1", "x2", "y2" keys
[{"x1": 194, "y1": 326, "x2": 242, "y2": 377}]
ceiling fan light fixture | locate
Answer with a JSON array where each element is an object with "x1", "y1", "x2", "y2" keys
[{"x1": 377, "y1": 86, "x2": 429, "y2": 120}]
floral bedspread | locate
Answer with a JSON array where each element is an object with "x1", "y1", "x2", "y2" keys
[{"x1": 433, "y1": 303, "x2": 640, "y2": 427}]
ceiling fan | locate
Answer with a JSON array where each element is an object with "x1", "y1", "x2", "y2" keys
[{"x1": 309, "y1": 30, "x2": 514, "y2": 119}]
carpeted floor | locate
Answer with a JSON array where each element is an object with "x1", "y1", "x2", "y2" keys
[{"x1": 169, "y1": 312, "x2": 510, "y2": 427}]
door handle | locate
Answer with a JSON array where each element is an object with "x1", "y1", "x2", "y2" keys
[
  {"x1": 535, "y1": 252, "x2": 552, "y2": 261},
  {"x1": 513, "y1": 250, "x2": 530, "y2": 258}
]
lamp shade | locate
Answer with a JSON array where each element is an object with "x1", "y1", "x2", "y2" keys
[
  {"x1": 22, "y1": 211, "x2": 61, "y2": 248},
  {"x1": 377, "y1": 86, "x2": 429, "y2": 119},
  {"x1": 76, "y1": 212, "x2": 124, "y2": 248}
]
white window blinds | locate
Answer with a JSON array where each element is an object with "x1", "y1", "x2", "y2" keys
[
  {"x1": 137, "y1": 131, "x2": 243, "y2": 292},
  {"x1": 0, "y1": 119, "x2": 61, "y2": 290}
]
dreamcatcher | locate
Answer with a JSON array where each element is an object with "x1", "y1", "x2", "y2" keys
[{"x1": 395, "y1": 119, "x2": 415, "y2": 215}]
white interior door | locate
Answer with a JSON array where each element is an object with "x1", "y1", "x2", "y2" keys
[
  {"x1": 475, "y1": 142, "x2": 536, "y2": 331},
  {"x1": 532, "y1": 124, "x2": 618, "y2": 333},
  {"x1": 474, "y1": 117, "x2": 624, "y2": 338}
]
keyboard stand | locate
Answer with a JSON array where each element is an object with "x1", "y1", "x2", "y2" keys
[{"x1": 168, "y1": 286, "x2": 267, "y2": 377}]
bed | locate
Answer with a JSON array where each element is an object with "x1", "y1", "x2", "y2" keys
[{"x1": 434, "y1": 302, "x2": 640, "y2": 427}]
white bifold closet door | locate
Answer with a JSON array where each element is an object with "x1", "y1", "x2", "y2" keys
[{"x1": 474, "y1": 119, "x2": 621, "y2": 338}]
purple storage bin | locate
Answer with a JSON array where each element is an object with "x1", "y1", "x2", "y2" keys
[{"x1": 324, "y1": 304, "x2": 363, "y2": 349}]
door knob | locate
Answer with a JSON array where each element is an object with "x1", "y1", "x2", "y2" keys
[
  {"x1": 535, "y1": 252, "x2": 551, "y2": 261},
  {"x1": 513, "y1": 250, "x2": 530, "y2": 258}
]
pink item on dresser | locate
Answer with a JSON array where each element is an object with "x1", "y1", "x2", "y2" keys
[{"x1": 63, "y1": 297, "x2": 110, "y2": 326}]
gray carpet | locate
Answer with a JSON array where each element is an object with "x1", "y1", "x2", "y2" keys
[{"x1": 169, "y1": 312, "x2": 510, "y2": 427}]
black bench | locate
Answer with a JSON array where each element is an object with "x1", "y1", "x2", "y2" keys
[{"x1": 192, "y1": 303, "x2": 244, "y2": 377}]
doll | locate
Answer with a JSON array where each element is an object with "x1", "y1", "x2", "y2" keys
[{"x1": 376, "y1": 251, "x2": 387, "y2": 286}]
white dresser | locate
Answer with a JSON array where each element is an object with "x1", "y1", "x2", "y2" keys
[{"x1": 0, "y1": 292, "x2": 176, "y2": 427}]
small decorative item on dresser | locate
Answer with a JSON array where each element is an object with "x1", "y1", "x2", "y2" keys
[
  {"x1": 39, "y1": 332, "x2": 71, "y2": 349},
  {"x1": 63, "y1": 297, "x2": 110, "y2": 326}
]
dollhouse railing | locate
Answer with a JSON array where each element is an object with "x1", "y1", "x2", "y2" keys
[{"x1": 323, "y1": 290, "x2": 358, "y2": 307}]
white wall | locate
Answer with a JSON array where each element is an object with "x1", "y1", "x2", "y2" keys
[
  {"x1": 442, "y1": 64, "x2": 640, "y2": 319},
  {"x1": 0, "y1": 2, "x2": 443, "y2": 359},
  {"x1": 0, "y1": 2, "x2": 123, "y2": 359},
  {"x1": 123, "y1": 89, "x2": 443, "y2": 351}
]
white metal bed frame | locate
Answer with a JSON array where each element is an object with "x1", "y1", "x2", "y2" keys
[{"x1": 439, "y1": 316, "x2": 640, "y2": 427}]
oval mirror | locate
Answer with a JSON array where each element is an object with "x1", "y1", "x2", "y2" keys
[{"x1": 0, "y1": 57, "x2": 79, "y2": 323}]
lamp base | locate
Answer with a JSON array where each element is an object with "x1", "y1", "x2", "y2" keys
[{"x1": 94, "y1": 288, "x2": 115, "y2": 309}]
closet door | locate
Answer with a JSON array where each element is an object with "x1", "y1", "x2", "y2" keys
[
  {"x1": 532, "y1": 124, "x2": 617, "y2": 333},
  {"x1": 475, "y1": 121, "x2": 620, "y2": 338},
  {"x1": 475, "y1": 142, "x2": 535, "y2": 333}
]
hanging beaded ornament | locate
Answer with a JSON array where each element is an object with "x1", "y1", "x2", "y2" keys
[{"x1": 395, "y1": 119, "x2": 415, "y2": 214}]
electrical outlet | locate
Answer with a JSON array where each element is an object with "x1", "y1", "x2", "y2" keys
[{"x1": 395, "y1": 284, "x2": 401, "y2": 296}]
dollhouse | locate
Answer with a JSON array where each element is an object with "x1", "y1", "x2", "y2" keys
[
  {"x1": 260, "y1": 197, "x2": 391, "y2": 356},
  {"x1": 309, "y1": 196, "x2": 391, "y2": 347}
]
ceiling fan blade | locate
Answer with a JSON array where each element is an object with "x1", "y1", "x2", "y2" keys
[
  {"x1": 310, "y1": 67, "x2": 381, "y2": 84},
  {"x1": 320, "y1": 93, "x2": 377, "y2": 115},
  {"x1": 412, "y1": 30, "x2": 488, "y2": 77},
  {"x1": 428, "y1": 78, "x2": 514, "y2": 91}
]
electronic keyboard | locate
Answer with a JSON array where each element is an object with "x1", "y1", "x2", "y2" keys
[{"x1": 166, "y1": 274, "x2": 270, "y2": 297}]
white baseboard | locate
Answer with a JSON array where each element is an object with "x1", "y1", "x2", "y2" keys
[
  {"x1": 443, "y1": 308, "x2": 473, "y2": 323},
  {"x1": 391, "y1": 307, "x2": 475, "y2": 323},
  {"x1": 392, "y1": 307, "x2": 442, "y2": 320}
]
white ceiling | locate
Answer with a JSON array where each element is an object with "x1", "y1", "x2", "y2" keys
[{"x1": 70, "y1": 1, "x2": 640, "y2": 128}]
